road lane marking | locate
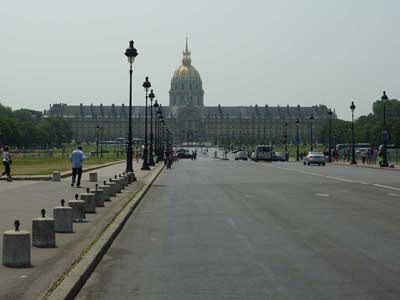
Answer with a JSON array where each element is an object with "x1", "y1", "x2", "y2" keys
[
  {"x1": 260, "y1": 163, "x2": 400, "y2": 192},
  {"x1": 388, "y1": 193, "x2": 400, "y2": 197},
  {"x1": 315, "y1": 193, "x2": 330, "y2": 197},
  {"x1": 373, "y1": 184, "x2": 400, "y2": 191},
  {"x1": 325, "y1": 176, "x2": 369, "y2": 185}
]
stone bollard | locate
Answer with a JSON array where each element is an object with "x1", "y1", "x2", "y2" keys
[
  {"x1": 99, "y1": 181, "x2": 111, "y2": 202},
  {"x1": 117, "y1": 174, "x2": 126, "y2": 189},
  {"x1": 122, "y1": 173, "x2": 129, "y2": 186},
  {"x1": 110, "y1": 175, "x2": 120, "y2": 193},
  {"x1": 128, "y1": 171, "x2": 137, "y2": 183},
  {"x1": 3, "y1": 220, "x2": 31, "y2": 268},
  {"x1": 32, "y1": 209, "x2": 56, "y2": 248},
  {"x1": 117, "y1": 174, "x2": 124, "y2": 189},
  {"x1": 89, "y1": 172, "x2": 98, "y2": 182},
  {"x1": 120, "y1": 173, "x2": 128, "y2": 188},
  {"x1": 81, "y1": 188, "x2": 96, "y2": 214},
  {"x1": 52, "y1": 171, "x2": 61, "y2": 182},
  {"x1": 107, "y1": 178, "x2": 117, "y2": 196},
  {"x1": 68, "y1": 193, "x2": 87, "y2": 223},
  {"x1": 113, "y1": 175, "x2": 123, "y2": 192},
  {"x1": 90, "y1": 184, "x2": 104, "y2": 207},
  {"x1": 53, "y1": 199, "x2": 73, "y2": 233}
]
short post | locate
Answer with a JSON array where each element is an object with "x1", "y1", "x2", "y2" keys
[
  {"x1": 107, "y1": 178, "x2": 118, "y2": 196},
  {"x1": 111, "y1": 175, "x2": 122, "y2": 193},
  {"x1": 52, "y1": 171, "x2": 61, "y2": 182},
  {"x1": 122, "y1": 173, "x2": 129, "y2": 187},
  {"x1": 89, "y1": 172, "x2": 98, "y2": 182},
  {"x1": 80, "y1": 188, "x2": 96, "y2": 214},
  {"x1": 2, "y1": 220, "x2": 31, "y2": 268},
  {"x1": 90, "y1": 184, "x2": 105, "y2": 207},
  {"x1": 53, "y1": 199, "x2": 73, "y2": 233},
  {"x1": 32, "y1": 209, "x2": 56, "y2": 248},
  {"x1": 68, "y1": 193, "x2": 87, "y2": 223},
  {"x1": 99, "y1": 180, "x2": 111, "y2": 202},
  {"x1": 118, "y1": 174, "x2": 126, "y2": 189}
]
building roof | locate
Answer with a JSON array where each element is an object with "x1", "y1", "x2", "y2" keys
[{"x1": 47, "y1": 103, "x2": 331, "y2": 120}]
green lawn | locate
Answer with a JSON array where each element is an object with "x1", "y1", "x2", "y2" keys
[{"x1": 9, "y1": 155, "x2": 122, "y2": 176}]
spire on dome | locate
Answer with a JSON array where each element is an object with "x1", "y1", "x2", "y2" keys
[{"x1": 182, "y1": 36, "x2": 191, "y2": 66}]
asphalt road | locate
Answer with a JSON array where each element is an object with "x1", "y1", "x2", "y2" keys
[{"x1": 76, "y1": 155, "x2": 400, "y2": 300}]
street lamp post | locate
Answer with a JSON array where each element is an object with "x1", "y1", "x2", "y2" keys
[
  {"x1": 295, "y1": 118, "x2": 300, "y2": 161},
  {"x1": 100, "y1": 126, "x2": 104, "y2": 157},
  {"x1": 160, "y1": 117, "x2": 164, "y2": 161},
  {"x1": 96, "y1": 125, "x2": 100, "y2": 157},
  {"x1": 350, "y1": 101, "x2": 357, "y2": 165},
  {"x1": 309, "y1": 114, "x2": 314, "y2": 151},
  {"x1": 328, "y1": 108, "x2": 333, "y2": 162},
  {"x1": 124, "y1": 40, "x2": 138, "y2": 178},
  {"x1": 158, "y1": 104, "x2": 164, "y2": 161},
  {"x1": 149, "y1": 90, "x2": 155, "y2": 166},
  {"x1": 153, "y1": 99, "x2": 159, "y2": 163},
  {"x1": 381, "y1": 91, "x2": 389, "y2": 167},
  {"x1": 141, "y1": 77, "x2": 151, "y2": 170}
]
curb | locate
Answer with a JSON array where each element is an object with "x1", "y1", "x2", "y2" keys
[
  {"x1": 331, "y1": 162, "x2": 400, "y2": 172},
  {"x1": 42, "y1": 164, "x2": 164, "y2": 300},
  {"x1": 0, "y1": 160, "x2": 125, "y2": 181}
]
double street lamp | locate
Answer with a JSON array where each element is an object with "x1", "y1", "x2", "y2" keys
[
  {"x1": 350, "y1": 101, "x2": 357, "y2": 165},
  {"x1": 328, "y1": 108, "x2": 333, "y2": 162},
  {"x1": 149, "y1": 90, "x2": 155, "y2": 166},
  {"x1": 153, "y1": 99, "x2": 159, "y2": 163},
  {"x1": 124, "y1": 40, "x2": 138, "y2": 180},
  {"x1": 381, "y1": 91, "x2": 389, "y2": 167},
  {"x1": 141, "y1": 77, "x2": 151, "y2": 170},
  {"x1": 309, "y1": 114, "x2": 314, "y2": 151}
]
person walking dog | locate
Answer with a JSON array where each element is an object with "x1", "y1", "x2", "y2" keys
[
  {"x1": 70, "y1": 146, "x2": 87, "y2": 187},
  {"x1": 1, "y1": 145, "x2": 12, "y2": 181}
]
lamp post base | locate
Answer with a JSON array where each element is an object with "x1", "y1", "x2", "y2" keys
[
  {"x1": 141, "y1": 163, "x2": 151, "y2": 170},
  {"x1": 149, "y1": 158, "x2": 155, "y2": 166},
  {"x1": 350, "y1": 160, "x2": 357, "y2": 165}
]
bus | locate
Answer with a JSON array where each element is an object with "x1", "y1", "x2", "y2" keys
[{"x1": 336, "y1": 143, "x2": 370, "y2": 155}]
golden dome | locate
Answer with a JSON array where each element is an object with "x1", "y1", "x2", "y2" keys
[
  {"x1": 173, "y1": 65, "x2": 201, "y2": 81},
  {"x1": 171, "y1": 37, "x2": 202, "y2": 82}
]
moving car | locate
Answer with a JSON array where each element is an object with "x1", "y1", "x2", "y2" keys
[
  {"x1": 303, "y1": 152, "x2": 326, "y2": 166},
  {"x1": 234, "y1": 151, "x2": 248, "y2": 160}
]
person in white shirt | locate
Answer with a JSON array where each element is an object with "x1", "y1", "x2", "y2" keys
[
  {"x1": 2, "y1": 145, "x2": 12, "y2": 181},
  {"x1": 70, "y1": 146, "x2": 87, "y2": 187}
]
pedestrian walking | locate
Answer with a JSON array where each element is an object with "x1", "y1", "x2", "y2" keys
[
  {"x1": 361, "y1": 149, "x2": 366, "y2": 165},
  {"x1": 70, "y1": 146, "x2": 87, "y2": 187},
  {"x1": 1, "y1": 146, "x2": 12, "y2": 181}
]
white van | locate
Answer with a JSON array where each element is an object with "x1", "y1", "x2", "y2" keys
[{"x1": 254, "y1": 145, "x2": 273, "y2": 162}]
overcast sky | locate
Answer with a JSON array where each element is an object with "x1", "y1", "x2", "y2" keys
[{"x1": 0, "y1": 0, "x2": 399, "y2": 120}]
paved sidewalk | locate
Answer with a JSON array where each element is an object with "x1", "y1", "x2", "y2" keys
[{"x1": 0, "y1": 160, "x2": 162, "y2": 300}]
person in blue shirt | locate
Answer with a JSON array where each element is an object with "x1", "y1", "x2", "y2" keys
[{"x1": 70, "y1": 146, "x2": 87, "y2": 187}]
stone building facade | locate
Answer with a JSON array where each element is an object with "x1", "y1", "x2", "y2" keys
[{"x1": 46, "y1": 40, "x2": 334, "y2": 146}]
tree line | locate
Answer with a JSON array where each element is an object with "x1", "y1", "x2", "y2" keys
[
  {"x1": 0, "y1": 103, "x2": 72, "y2": 148},
  {"x1": 318, "y1": 97, "x2": 400, "y2": 147}
]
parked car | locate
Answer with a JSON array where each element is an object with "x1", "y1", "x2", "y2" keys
[
  {"x1": 234, "y1": 151, "x2": 248, "y2": 160},
  {"x1": 272, "y1": 152, "x2": 286, "y2": 161},
  {"x1": 303, "y1": 152, "x2": 326, "y2": 166},
  {"x1": 176, "y1": 149, "x2": 193, "y2": 159}
]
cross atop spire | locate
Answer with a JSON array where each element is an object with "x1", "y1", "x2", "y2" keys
[{"x1": 182, "y1": 36, "x2": 191, "y2": 66}]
